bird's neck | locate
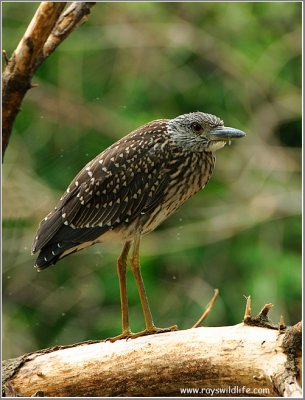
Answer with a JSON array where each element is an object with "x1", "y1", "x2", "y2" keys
[{"x1": 166, "y1": 142, "x2": 216, "y2": 193}]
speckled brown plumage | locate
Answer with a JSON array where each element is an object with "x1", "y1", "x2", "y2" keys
[{"x1": 32, "y1": 111, "x2": 245, "y2": 339}]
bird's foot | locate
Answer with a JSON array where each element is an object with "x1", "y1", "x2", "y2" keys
[
  {"x1": 106, "y1": 329, "x2": 134, "y2": 343},
  {"x1": 106, "y1": 325, "x2": 178, "y2": 342},
  {"x1": 128, "y1": 324, "x2": 178, "y2": 339}
]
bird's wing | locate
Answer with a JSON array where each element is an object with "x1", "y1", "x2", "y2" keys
[
  {"x1": 32, "y1": 121, "x2": 171, "y2": 253},
  {"x1": 63, "y1": 133, "x2": 171, "y2": 229}
]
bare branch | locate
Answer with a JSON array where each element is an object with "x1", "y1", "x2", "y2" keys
[
  {"x1": 192, "y1": 288, "x2": 219, "y2": 328},
  {"x1": 37, "y1": 2, "x2": 96, "y2": 68},
  {"x1": 13, "y1": 2, "x2": 67, "y2": 72},
  {"x1": 243, "y1": 294, "x2": 252, "y2": 320},
  {"x1": 258, "y1": 302, "x2": 274, "y2": 318},
  {"x1": 2, "y1": 2, "x2": 96, "y2": 160},
  {"x1": 243, "y1": 297, "x2": 279, "y2": 330},
  {"x1": 2, "y1": 324, "x2": 301, "y2": 397},
  {"x1": 2, "y1": 2, "x2": 66, "y2": 159}
]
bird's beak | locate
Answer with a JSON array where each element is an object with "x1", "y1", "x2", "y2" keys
[{"x1": 206, "y1": 126, "x2": 246, "y2": 141}]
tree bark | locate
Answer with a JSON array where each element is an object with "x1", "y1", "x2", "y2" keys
[
  {"x1": 2, "y1": 1, "x2": 96, "y2": 159},
  {"x1": 2, "y1": 323, "x2": 302, "y2": 397}
]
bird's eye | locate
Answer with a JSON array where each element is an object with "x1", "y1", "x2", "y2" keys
[{"x1": 191, "y1": 122, "x2": 202, "y2": 133}]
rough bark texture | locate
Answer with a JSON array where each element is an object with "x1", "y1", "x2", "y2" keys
[
  {"x1": 2, "y1": 324, "x2": 302, "y2": 397},
  {"x1": 2, "y1": 1, "x2": 96, "y2": 159}
]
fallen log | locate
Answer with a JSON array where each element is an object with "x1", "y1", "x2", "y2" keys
[{"x1": 2, "y1": 322, "x2": 302, "y2": 397}]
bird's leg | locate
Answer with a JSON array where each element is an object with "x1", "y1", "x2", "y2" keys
[
  {"x1": 129, "y1": 234, "x2": 178, "y2": 338},
  {"x1": 130, "y1": 235, "x2": 155, "y2": 331},
  {"x1": 117, "y1": 241, "x2": 132, "y2": 334},
  {"x1": 107, "y1": 241, "x2": 132, "y2": 342}
]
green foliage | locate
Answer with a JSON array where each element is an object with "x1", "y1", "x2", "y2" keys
[{"x1": 2, "y1": 2, "x2": 301, "y2": 359}]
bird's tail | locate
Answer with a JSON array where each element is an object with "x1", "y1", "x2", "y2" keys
[
  {"x1": 33, "y1": 217, "x2": 108, "y2": 271},
  {"x1": 34, "y1": 241, "x2": 77, "y2": 271}
]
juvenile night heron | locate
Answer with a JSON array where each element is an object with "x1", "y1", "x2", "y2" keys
[{"x1": 32, "y1": 111, "x2": 245, "y2": 340}]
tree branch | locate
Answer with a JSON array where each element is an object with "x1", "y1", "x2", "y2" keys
[
  {"x1": 192, "y1": 288, "x2": 219, "y2": 328},
  {"x1": 37, "y1": 2, "x2": 96, "y2": 68},
  {"x1": 2, "y1": 323, "x2": 302, "y2": 397},
  {"x1": 2, "y1": 1, "x2": 96, "y2": 160}
]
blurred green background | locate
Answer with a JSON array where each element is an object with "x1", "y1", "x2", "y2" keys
[{"x1": 3, "y1": 2, "x2": 301, "y2": 360}]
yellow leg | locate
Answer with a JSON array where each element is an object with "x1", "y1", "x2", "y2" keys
[
  {"x1": 108, "y1": 241, "x2": 132, "y2": 342},
  {"x1": 129, "y1": 234, "x2": 178, "y2": 338}
]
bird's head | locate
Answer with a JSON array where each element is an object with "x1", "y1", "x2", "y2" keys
[{"x1": 167, "y1": 112, "x2": 246, "y2": 152}]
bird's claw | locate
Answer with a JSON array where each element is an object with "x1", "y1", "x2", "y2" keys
[
  {"x1": 126, "y1": 324, "x2": 178, "y2": 339},
  {"x1": 106, "y1": 325, "x2": 178, "y2": 342},
  {"x1": 106, "y1": 330, "x2": 134, "y2": 342}
]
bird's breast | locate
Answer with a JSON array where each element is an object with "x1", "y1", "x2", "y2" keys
[{"x1": 140, "y1": 151, "x2": 216, "y2": 235}]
